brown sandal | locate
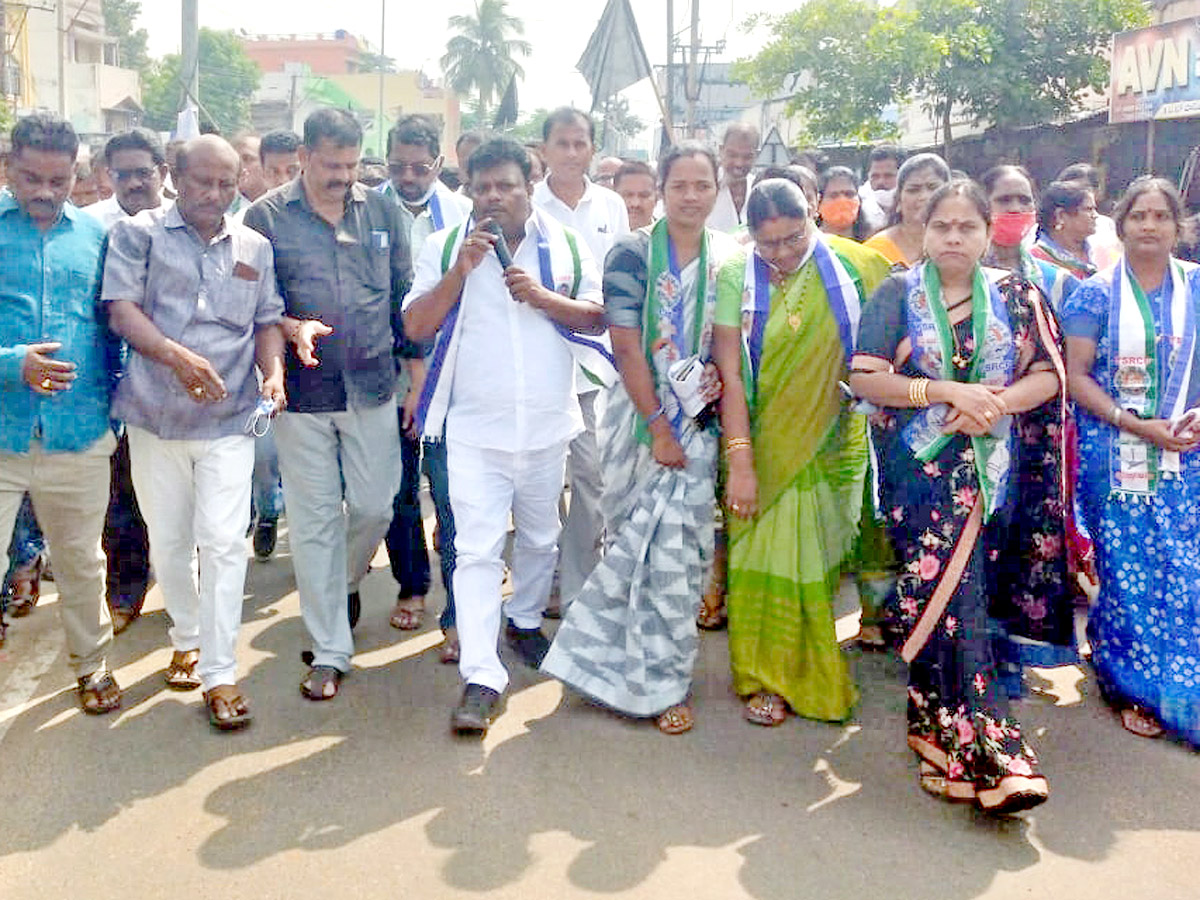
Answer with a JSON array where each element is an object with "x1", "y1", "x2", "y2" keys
[
  {"x1": 7, "y1": 554, "x2": 44, "y2": 617},
  {"x1": 743, "y1": 692, "x2": 788, "y2": 727},
  {"x1": 389, "y1": 596, "x2": 425, "y2": 631},
  {"x1": 1120, "y1": 705, "x2": 1165, "y2": 739},
  {"x1": 77, "y1": 670, "x2": 122, "y2": 715},
  {"x1": 656, "y1": 704, "x2": 694, "y2": 735},
  {"x1": 204, "y1": 684, "x2": 253, "y2": 731},
  {"x1": 165, "y1": 649, "x2": 202, "y2": 691}
]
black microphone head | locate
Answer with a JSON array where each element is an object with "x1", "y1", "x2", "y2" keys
[{"x1": 482, "y1": 220, "x2": 514, "y2": 269}]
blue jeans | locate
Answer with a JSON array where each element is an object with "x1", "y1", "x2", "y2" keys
[
  {"x1": 423, "y1": 439, "x2": 456, "y2": 631},
  {"x1": 251, "y1": 431, "x2": 284, "y2": 523},
  {"x1": 5, "y1": 493, "x2": 44, "y2": 581}
]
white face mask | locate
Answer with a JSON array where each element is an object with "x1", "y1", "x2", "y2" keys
[
  {"x1": 406, "y1": 181, "x2": 439, "y2": 208},
  {"x1": 874, "y1": 187, "x2": 897, "y2": 212}
]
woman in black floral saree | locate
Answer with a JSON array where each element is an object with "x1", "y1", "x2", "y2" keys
[{"x1": 850, "y1": 181, "x2": 1074, "y2": 815}]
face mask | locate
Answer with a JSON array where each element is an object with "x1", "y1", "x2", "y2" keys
[
  {"x1": 405, "y1": 180, "x2": 439, "y2": 208},
  {"x1": 819, "y1": 196, "x2": 861, "y2": 229},
  {"x1": 874, "y1": 187, "x2": 896, "y2": 212},
  {"x1": 991, "y1": 209, "x2": 1037, "y2": 247}
]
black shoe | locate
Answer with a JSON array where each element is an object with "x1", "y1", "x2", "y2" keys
[
  {"x1": 505, "y1": 620, "x2": 550, "y2": 668},
  {"x1": 253, "y1": 518, "x2": 278, "y2": 560},
  {"x1": 451, "y1": 683, "x2": 501, "y2": 735},
  {"x1": 348, "y1": 591, "x2": 361, "y2": 629}
]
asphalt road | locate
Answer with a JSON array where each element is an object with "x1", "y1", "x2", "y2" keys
[{"x1": 0, "y1": 525, "x2": 1196, "y2": 900}]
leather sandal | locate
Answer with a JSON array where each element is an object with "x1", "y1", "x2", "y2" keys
[
  {"x1": 656, "y1": 704, "x2": 694, "y2": 735},
  {"x1": 300, "y1": 665, "x2": 343, "y2": 701},
  {"x1": 744, "y1": 692, "x2": 788, "y2": 727},
  {"x1": 164, "y1": 649, "x2": 202, "y2": 691},
  {"x1": 389, "y1": 596, "x2": 425, "y2": 631},
  {"x1": 204, "y1": 684, "x2": 253, "y2": 731},
  {"x1": 77, "y1": 669, "x2": 122, "y2": 715}
]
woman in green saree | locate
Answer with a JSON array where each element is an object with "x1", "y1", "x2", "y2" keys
[{"x1": 713, "y1": 178, "x2": 886, "y2": 725}]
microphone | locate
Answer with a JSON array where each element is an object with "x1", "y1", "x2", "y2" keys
[{"x1": 482, "y1": 220, "x2": 514, "y2": 269}]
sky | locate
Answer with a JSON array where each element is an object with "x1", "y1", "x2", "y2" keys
[{"x1": 137, "y1": 0, "x2": 799, "y2": 145}]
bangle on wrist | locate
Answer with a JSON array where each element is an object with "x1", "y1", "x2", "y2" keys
[
  {"x1": 1109, "y1": 405, "x2": 1123, "y2": 427},
  {"x1": 908, "y1": 377, "x2": 930, "y2": 408},
  {"x1": 646, "y1": 405, "x2": 666, "y2": 427},
  {"x1": 726, "y1": 437, "x2": 752, "y2": 454}
]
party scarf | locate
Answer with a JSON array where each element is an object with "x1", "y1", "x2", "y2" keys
[
  {"x1": 739, "y1": 233, "x2": 862, "y2": 408},
  {"x1": 1031, "y1": 233, "x2": 1096, "y2": 280},
  {"x1": 636, "y1": 218, "x2": 737, "y2": 445},
  {"x1": 1106, "y1": 256, "x2": 1198, "y2": 496},
  {"x1": 902, "y1": 261, "x2": 1015, "y2": 520}
]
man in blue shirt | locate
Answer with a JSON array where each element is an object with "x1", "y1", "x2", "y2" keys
[{"x1": 0, "y1": 113, "x2": 121, "y2": 714}]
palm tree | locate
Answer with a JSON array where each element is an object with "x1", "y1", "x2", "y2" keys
[{"x1": 440, "y1": 0, "x2": 532, "y2": 122}]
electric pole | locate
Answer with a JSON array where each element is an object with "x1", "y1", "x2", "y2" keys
[
  {"x1": 181, "y1": 0, "x2": 199, "y2": 114},
  {"x1": 664, "y1": 0, "x2": 674, "y2": 144},
  {"x1": 685, "y1": 0, "x2": 698, "y2": 137}
]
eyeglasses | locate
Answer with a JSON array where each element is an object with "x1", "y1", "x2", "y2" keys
[
  {"x1": 755, "y1": 231, "x2": 808, "y2": 252},
  {"x1": 111, "y1": 167, "x2": 157, "y2": 182},
  {"x1": 388, "y1": 161, "x2": 437, "y2": 177}
]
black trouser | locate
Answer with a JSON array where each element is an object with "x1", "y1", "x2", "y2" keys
[
  {"x1": 385, "y1": 428, "x2": 432, "y2": 601},
  {"x1": 103, "y1": 433, "x2": 151, "y2": 611}
]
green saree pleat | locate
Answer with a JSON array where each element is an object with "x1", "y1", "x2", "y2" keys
[{"x1": 728, "y1": 271, "x2": 867, "y2": 722}]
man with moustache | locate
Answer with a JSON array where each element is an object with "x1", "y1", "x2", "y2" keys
[
  {"x1": 404, "y1": 138, "x2": 611, "y2": 736},
  {"x1": 378, "y1": 115, "x2": 470, "y2": 650},
  {"x1": 103, "y1": 135, "x2": 286, "y2": 730},
  {"x1": 707, "y1": 122, "x2": 760, "y2": 233},
  {"x1": 84, "y1": 127, "x2": 170, "y2": 633},
  {"x1": 613, "y1": 160, "x2": 657, "y2": 230},
  {"x1": 244, "y1": 108, "x2": 414, "y2": 701},
  {"x1": 0, "y1": 113, "x2": 121, "y2": 714}
]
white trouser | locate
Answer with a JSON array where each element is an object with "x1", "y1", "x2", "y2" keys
[
  {"x1": 448, "y1": 439, "x2": 568, "y2": 693},
  {"x1": 558, "y1": 388, "x2": 606, "y2": 607},
  {"x1": 127, "y1": 427, "x2": 254, "y2": 692},
  {"x1": 274, "y1": 402, "x2": 401, "y2": 672}
]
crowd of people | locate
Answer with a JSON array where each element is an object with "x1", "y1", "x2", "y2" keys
[{"x1": 2, "y1": 103, "x2": 1198, "y2": 818}]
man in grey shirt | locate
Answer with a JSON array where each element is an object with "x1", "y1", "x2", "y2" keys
[
  {"x1": 244, "y1": 108, "x2": 415, "y2": 701},
  {"x1": 104, "y1": 135, "x2": 286, "y2": 731}
]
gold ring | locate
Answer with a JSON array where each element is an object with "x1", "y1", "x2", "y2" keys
[
  {"x1": 41, "y1": 378, "x2": 52, "y2": 390},
  {"x1": 985, "y1": 411, "x2": 995, "y2": 420},
  {"x1": 192, "y1": 386, "x2": 204, "y2": 396}
]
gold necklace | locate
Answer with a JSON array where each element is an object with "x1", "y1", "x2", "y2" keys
[{"x1": 781, "y1": 262, "x2": 817, "y2": 332}]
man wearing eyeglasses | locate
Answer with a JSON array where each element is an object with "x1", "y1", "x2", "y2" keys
[
  {"x1": 378, "y1": 115, "x2": 470, "y2": 657},
  {"x1": 83, "y1": 127, "x2": 170, "y2": 229},
  {"x1": 83, "y1": 127, "x2": 172, "y2": 636}
]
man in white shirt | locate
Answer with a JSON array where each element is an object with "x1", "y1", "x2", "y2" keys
[
  {"x1": 83, "y1": 127, "x2": 171, "y2": 635},
  {"x1": 404, "y1": 138, "x2": 608, "y2": 736},
  {"x1": 532, "y1": 108, "x2": 629, "y2": 617},
  {"x1": 84, "y1": 127, "x2": 170, "y2": 229},
  {"x1": 859, "y1": 144, "x2": 904, "y2": 232},
  {"x1": 379, "y1": 115, "x2": 471, "y2": 652},
  {"x1": 706, "y1": 122, "x2": 759, "y2": 233}
]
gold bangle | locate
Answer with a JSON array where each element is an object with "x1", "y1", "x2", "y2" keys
[
  {"x1": 909, "y1": 377, "x2": 930, "y2": 408},
  {"x1": 726, "y1": 437, "x2": 752, "y2": 454},
  {"x1": 1109, "y1": 405, "x2": 1123, "y2": 427}
]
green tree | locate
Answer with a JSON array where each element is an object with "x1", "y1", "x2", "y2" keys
[
  {"x1": 141, "y1": 29, "x2": 261, "y2": 135},
  {"x1": 102, "y1": 0, "x2": 151, "y2": 73},
  {"x1": 507, "y1": 107, "x2": 551, "y2": 142},
  {"x1": 357, "y1": 51, "x2": 396, "y2": 74},
  {"x1": 441, "y1": 0, "x2": 532, "y2": 121},
  {"x1": 737, "y1": 0, "x2": 1148, "y2": 150},
  {"x1": 598, "y1": 96, "x2": 645, "y2": 150},
  {"x1": 734, "y1": 0, "x2": 910, "y2": 144}
]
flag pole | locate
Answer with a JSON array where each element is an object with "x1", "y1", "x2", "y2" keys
[{"x1": 662, "y1": 0, "x2": 674, "y2": 142}]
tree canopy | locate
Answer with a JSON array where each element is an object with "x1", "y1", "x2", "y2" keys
[
  {"x1": 102, "y1": 0, "x2": 151, "y2": 73},
  {"x1": 736, "y1": 0, "x2": 1149, "y2": 149},
  {"x1": 141, "y1": 29, "x2": 261, "y2": 136},
  {"x1": 441, "y1": 0, "x2": 532, "y2": 121}
]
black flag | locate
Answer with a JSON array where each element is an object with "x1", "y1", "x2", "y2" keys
[
  {"x1": 493, "y1": 73, "x2": 519, "y2": 130},
  {"x1": 576, "y1": 0, "x2": 653, "y2": 113}
]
